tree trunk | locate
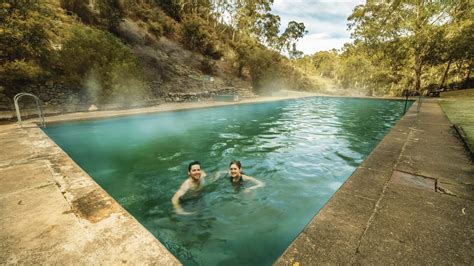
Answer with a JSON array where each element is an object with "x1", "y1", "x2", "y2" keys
[
  {"x1": 238, "y1": 64, "x2": 244, "y2": 77},
  {"x1": 439, "y1": 59, "x2": 452, "y2": 91},
  {"x1": 414, "y1": 55, "x2": 422, "y2": 92},
  {"x1": 456, "y1": 59, "x2": 464, "y2": 82},
  {"x1": 463, "y1": 62, "x2": 472, "y2": 86}
]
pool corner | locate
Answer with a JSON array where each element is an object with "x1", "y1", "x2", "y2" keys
[{"x1": 0, "y1": 122, "x2": 181, "y2": 265}]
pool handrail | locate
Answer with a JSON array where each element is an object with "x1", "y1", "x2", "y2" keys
[{"x1": 14, "y1": 92, "x2": 46, "y2": 127}]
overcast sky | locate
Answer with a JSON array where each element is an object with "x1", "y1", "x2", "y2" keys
[{"x1": 272, "y1": 0, "x2": 365, "y2": 55}]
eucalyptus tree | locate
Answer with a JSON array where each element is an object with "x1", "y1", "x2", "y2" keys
[
  {"x1": 419, "y1": 0, "x2": 473, "y2": 89},
  {"x1": 279, "y1": 21, "x2": 307, "y2": 57},
  {"x1": 348, "y1": 0, "x2": 463, "y2": 92},
  {"x1": 312, "y1": 50, "x2": 339, "y2": 78},
  {"x1": 444, "y1": 1, "x2": 473, "y2": 86},
  {"x1": 255, "y1": 12, "x2": 281, "y2": 48}
]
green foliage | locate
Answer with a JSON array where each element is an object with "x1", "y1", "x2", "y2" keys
[
  {"x1": 310, "y1": 0, "x2": 474, "y2": 96},
  {"x1": 248, "y1": 48, "x2": 282, "y2": 91},
  {"x1": 53, "y1": 26, "x2": 147, "y2": 104},
  {"x1": 0, "y1": 60, "x2": 44, "y2": 83},
  {"x1": 182, "y1": 16, "x2": 205, "y2": 49},
  {"x1": 233, "y1": 35, "x2": 257, "y2": 77},
  {"x1": 0, "y1": 1, "x2": 58, "y2": 84},
  {"x1": 182, "y1": 15, "x2": 223, "y2": 59},
  {"x1": 96, "y1": 0, "x2": 125, "y2": 31},
  {"x1": 148, "y1": 21, "x2": 164, "y2": 37},
  {"x1": 60, "y1": 0, "x2": 96, "y2": 24},
  {"x1": 255, "y1": 13, "x2": 281, "y2": 48},
  {"x1": 1, "y1": 0, "x2": 314, "y2": 103},
  {"x1": 156, "y1": 0, "x2": 182, "y2": 21},
  {"x1": 122, "y1": 1, "x2": 179, "y2": 37},
  {"x1": 200, "y1": 58, "x2": 216, "y2": 75},
  {"x1": 312, "y1": 50, "x2": 338, "y2": 78},
  {"x1": 60, "y1": 0, "x2": 124, "y2": 31},
  {"x1": 280, "y1": 21, "x2": 307, "y2": 56}
]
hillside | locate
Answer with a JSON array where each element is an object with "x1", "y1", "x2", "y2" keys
[
  {"x1": 118, "y1": 19, "x2": 251, "y2": 95},
  {"x1": 0, "y1": 1, "x2": 318, "y2": 112}
]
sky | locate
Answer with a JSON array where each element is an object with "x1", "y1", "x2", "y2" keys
[{"x1": 272, "y1": 0, "x2": 366, "y2": 55}]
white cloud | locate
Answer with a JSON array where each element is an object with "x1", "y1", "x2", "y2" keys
[
  {"x1": 297, "y1": 34, "x2": 352, "y2": 54},
  {"x1": 272, "y1": 0, "x2": 365, "y2": 54}
]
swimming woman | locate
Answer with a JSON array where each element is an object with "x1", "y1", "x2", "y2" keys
[{"x1": 228, "y1": 160, "x2": 265, "y2": 192}]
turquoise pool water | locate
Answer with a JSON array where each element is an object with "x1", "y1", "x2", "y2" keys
[{"x1": 44, "y1": 97, "x2": 411, "y2": 265}]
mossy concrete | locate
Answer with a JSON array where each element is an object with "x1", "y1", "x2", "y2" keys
[{"x1": 276, "y1": 99, "x2": 473, "y2": 265}]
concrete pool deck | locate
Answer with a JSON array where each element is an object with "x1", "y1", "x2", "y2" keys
[
  {"x1": 276, "y1": 98, "x2": 473, "y2": 264},
  {"x1": 1, "y1": 95, "x2": 472, "y2": 264},
  {"x1": 0, "y1": 93, "x2": 318, "y2": 264}
]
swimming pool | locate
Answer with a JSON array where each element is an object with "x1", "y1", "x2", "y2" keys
[{"x1": 44, "y1": 97, "x2": 411, "y2": 265}]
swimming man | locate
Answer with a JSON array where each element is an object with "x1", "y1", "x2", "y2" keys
[{"x1": 171, "y1": 161, "x2": 207, "y2": 215}]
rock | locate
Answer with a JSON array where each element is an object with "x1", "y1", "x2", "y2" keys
[
  {"x1": 46, "y1": 82, "x2": 54, "y2": 88},
  {"x1": 88, "y1": 104, "x2": 98, "y2": 111}
]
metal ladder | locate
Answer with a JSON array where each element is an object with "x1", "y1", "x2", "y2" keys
[{"x1": 14, "y1": 93, "x2": 46, "y2": 127}]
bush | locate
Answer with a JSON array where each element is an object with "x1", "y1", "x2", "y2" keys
[
  {"x1": 182, "y1": 15, "x2": 223, "y2": 59},
  {"x1": 204, "y1": 44, "x2": 224, "y2": 60},
  {"x1": 200, "y1": 58, "x2": 216, "y2": 75},
  {"x1": 0, "y1": 60, "x2": 44, "y2": 83},
  {"x1": 0, "y1": 1, "x2": 58, "y2": 86},
  {"x1": 122, "y1": 1, "x2": 178, "y2": 38},
  {"x1": 156, "y1": 10, "x2": 179, "y2": 37},
  {"x1": 148, "y1": 21, "x2": 163, "y2": 37},
  {"x1": 53, "y1": 26, "x2": 148, "y2": 104},
  {"x1": 60, "y1": 0, "x2": 96, "y2": 24}
]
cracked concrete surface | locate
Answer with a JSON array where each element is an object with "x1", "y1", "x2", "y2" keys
[
  {"x1": 0, "y1": 123, "x2": 181, "y2": 264},
  {"x1": 276, "y1": 99, "x2": 474, "y2": 265}
]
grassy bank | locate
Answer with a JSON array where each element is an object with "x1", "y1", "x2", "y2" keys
[{"x1": 439, "y1": 89, "x2": 474, "y2": 149}]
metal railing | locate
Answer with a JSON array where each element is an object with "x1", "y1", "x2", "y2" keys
[{"x1": 14, "y1": 93, "x2": 45, "y2": 127}]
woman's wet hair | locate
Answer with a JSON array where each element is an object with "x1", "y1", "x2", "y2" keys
[
  {"x1": 229, "y1": 160, "x2": 242, "y2": 169},
  {"x1": 229, "y1": 160, "x2": 244, "y2": 183},
  {"x1": 188, "y1": 161, "x2": 201, "y2": 171}
]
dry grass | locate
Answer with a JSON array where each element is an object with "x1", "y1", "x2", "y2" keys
[{"x1": 440, "y1": 88, "x2": 474, "y2": 98}]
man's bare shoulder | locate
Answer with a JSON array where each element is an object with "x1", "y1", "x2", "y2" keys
[{"x1": 181, "y1": 178, "x2": 192, "y2": 188}]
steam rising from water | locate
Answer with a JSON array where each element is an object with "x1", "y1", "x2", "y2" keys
[
  {"x1": 83, "y1": 69, "x2": 150, "y2": 108},
  {"x1": 84, "y1": 71, "x2": 101, "y2": 103}
]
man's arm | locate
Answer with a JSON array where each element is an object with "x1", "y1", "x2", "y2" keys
[
  {"x1": 242, "y1": 175, "x2": 265, "y2": 192},
  {"x1": 171, "y1": 180, "x2": 193, "y2": 215}
]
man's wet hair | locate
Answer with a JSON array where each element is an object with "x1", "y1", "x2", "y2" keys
[{"x1": 188, "y1": 161, "x2": 201, "y2": 171}]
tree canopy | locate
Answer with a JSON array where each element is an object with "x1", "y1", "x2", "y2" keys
[{"x1": 311, "y1": 0, "x2": 473, "y2": 96}]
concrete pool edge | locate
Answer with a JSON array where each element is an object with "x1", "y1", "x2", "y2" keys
[
  {"x1": 275, "y1": 99, "x2": 474, "y2": 264},
  {"x1": 14, "y1": 92, "x2": 409, "y2": 126},
  {"x1": 26, "y1": 94, "x2": 321, "y2": 125},
  {"x1": 4, "y1": 95, "x2": 452, "y2": 264},
  {"x1": 274, "y1": 101, "x2": 419, "y2": 265},
  {"x1": 0, "y1": 123, "x2": 182, "y2": 264}
]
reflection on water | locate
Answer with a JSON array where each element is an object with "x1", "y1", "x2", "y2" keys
[{"x1": 44, "y1": 97, "x2": 410, "y2": 265}]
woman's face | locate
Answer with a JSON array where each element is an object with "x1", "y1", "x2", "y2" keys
[{"x1": 229, "y1": 163, "x2": 241, "y2": 178}]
